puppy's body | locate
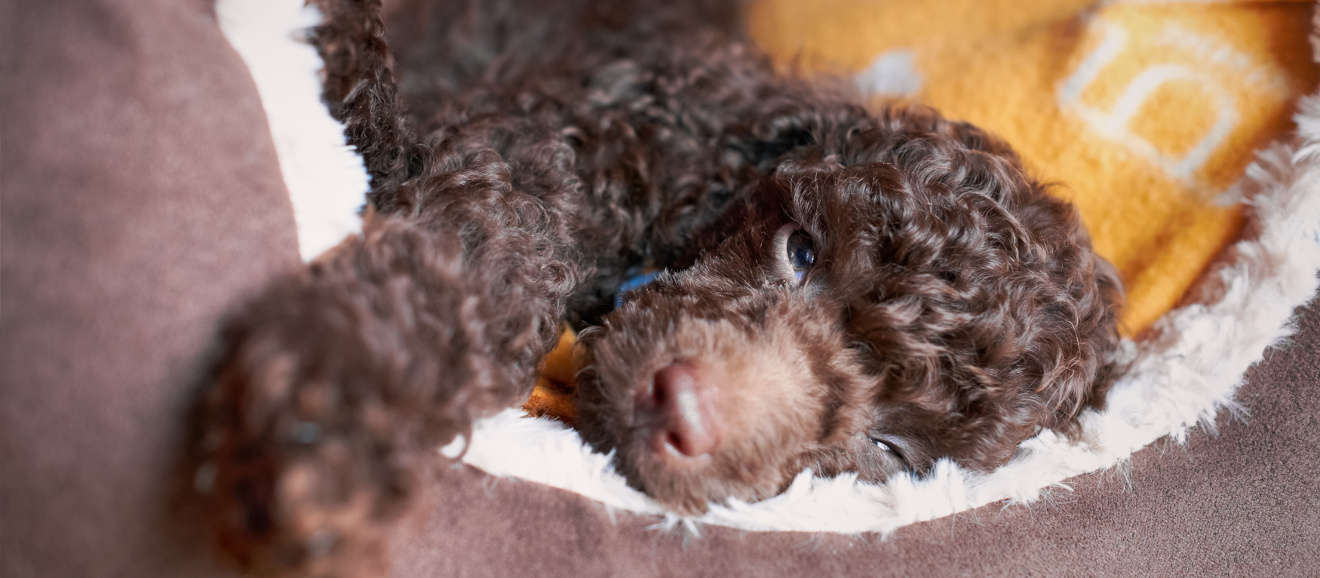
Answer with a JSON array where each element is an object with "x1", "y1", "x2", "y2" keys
[{"x1": 203, "y1": 0, "x2": 1122, "y2": 573}]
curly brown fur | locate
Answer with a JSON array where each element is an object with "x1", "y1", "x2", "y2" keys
[{"x1": 198, "y1": 0, "x2": 1122, "y2": 575}]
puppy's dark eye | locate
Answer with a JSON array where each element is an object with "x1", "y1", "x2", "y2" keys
[
  {"x1": 771, "y1": 223, "x2": 816, "y2": 284},
  {"x1": 785, "y1": 230, "x2": 815, "y2": 283},
  {"x1": 869, "y1": 436, "x2": 905, "y2": 463}
]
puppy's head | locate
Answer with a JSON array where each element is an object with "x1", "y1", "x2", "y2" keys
[{"x1": 576, "y1": 109, "x2": 1123, "y2": 515}]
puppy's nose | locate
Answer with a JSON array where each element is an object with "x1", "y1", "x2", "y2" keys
[{"x1": 642, "y1": 362, "x2": 721, "y2": 457}]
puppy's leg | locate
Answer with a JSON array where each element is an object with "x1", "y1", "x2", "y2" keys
[
  {"x1": 201, "y1": 217, "x2": 542, "y2": 577},
  {"x1": 313, "y1": 0, "x2": 414, "y2": 202},
  {"x1": 200, "y1": 2, "x2": 571, "y2": 575}
]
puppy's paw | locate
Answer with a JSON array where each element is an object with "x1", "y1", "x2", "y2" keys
[
  {"x1": 196, "y1": 225, "x2": 505, "y2": 577},
  {"x1": 197, "y1": 274, "x2": 452, "y2": 576}
]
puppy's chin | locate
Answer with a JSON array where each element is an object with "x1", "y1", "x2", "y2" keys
[
  {"x1": 619, "y1": 435, "x2": 786, "y2": 516},
  {"x1": 575, "y1": 289, "x2": 873, "y2": 515}
]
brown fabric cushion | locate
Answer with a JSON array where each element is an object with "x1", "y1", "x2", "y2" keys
[
  {"x1": 388, "y1": 294, "x2": 1320, "y2": 577},
  {"x1": 0, "y1": 0, "x2": 298, "y2": 576}
]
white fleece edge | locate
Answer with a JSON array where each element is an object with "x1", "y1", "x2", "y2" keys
[{"x1": 217, "y1": 0, "x2": 368, "y2": 262}]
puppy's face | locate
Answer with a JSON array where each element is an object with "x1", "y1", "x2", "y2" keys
[
  {"x1": 577, "y1": 130, "x2": 1122, "y2": 515},
  {"x1": 575, "y1": 236, "x2": 901, "y2": 514}
]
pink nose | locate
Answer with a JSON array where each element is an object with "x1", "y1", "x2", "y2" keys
[{"x1": 640, "y1": 362, "x2": 721, "y2": 457}]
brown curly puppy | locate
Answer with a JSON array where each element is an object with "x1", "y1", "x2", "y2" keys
[{"x1": 198, "y1": 0, "x2": 1122, "y2": 575}]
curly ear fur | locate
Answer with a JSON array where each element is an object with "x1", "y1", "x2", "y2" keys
[
  {"x1": 783, "y1": 159, "x2": 1122, "y2": 468},
  {"x1": 750, "y1": 105, "x2": 1124, "y2": 468}
]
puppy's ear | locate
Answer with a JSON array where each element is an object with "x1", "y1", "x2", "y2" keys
[
  {"x1": 1050, "y1": 225, "x2": 1126, "y2": 423},
  {"x1": 727, "y1": 108, "x2": 822, "y2": 170},
  {"x1": 729, "y1": 102, "x2": 1036, "y2": 197},
  {"x1": 723, "y1": 90, "x2": 875, "y2": 173},
  {"x1": 874, "y1": 105, "x2": 1019, "y2": 159}
]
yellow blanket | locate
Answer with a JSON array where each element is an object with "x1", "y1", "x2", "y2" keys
[
  {"x1": 527, "y1": 0, "x2": 1317, "y2": 421},
  {"x1": 748, "y1": 0, "x2": 1317, "y2": 334}
]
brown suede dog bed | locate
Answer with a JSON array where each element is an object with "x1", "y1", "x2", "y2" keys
[{"x1": 3, "y1": 0, "x2": 1319, "y2": 576}]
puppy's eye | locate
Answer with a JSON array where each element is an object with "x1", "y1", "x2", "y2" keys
[
  {"x1": 869, "y1": 436, "x2": 905, "y2": 463},
  {"x1": 772, "y1": 223, "x2": 817, "y2": 284},
  {"x1": 785, "y1": 230, "x2": 815, "y2": 282}
]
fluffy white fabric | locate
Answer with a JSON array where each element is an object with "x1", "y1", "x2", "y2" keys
[
  {"x1": 217, "y1": 0, "x2": 368, "y2": 262},
  {"x1": 225, "y1": 3, "x2": 1320, "y2": 534}
]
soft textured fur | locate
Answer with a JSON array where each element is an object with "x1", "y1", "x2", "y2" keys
[{"x1": 201, "y1": 0, "x2": 1129, "y2": 575}]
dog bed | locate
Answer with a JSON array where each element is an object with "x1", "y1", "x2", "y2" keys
[
  {"x1": 227, "y1": 0, "x2": 1320, "y2": 548},
  {"x1": 279, "y1": 0, "x2": 1319, "y2": 535},
  {"x1": 3, "y1": 0, "x2": 1318, "y2": 576}
]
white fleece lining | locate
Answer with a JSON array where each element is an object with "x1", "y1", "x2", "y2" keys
[
  {"x1": 217, "y1": 0, "x2": 369, "y2": 262},
  {"x1": 220, "y1": 2, "x2": 1320, "y2": 535}
]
